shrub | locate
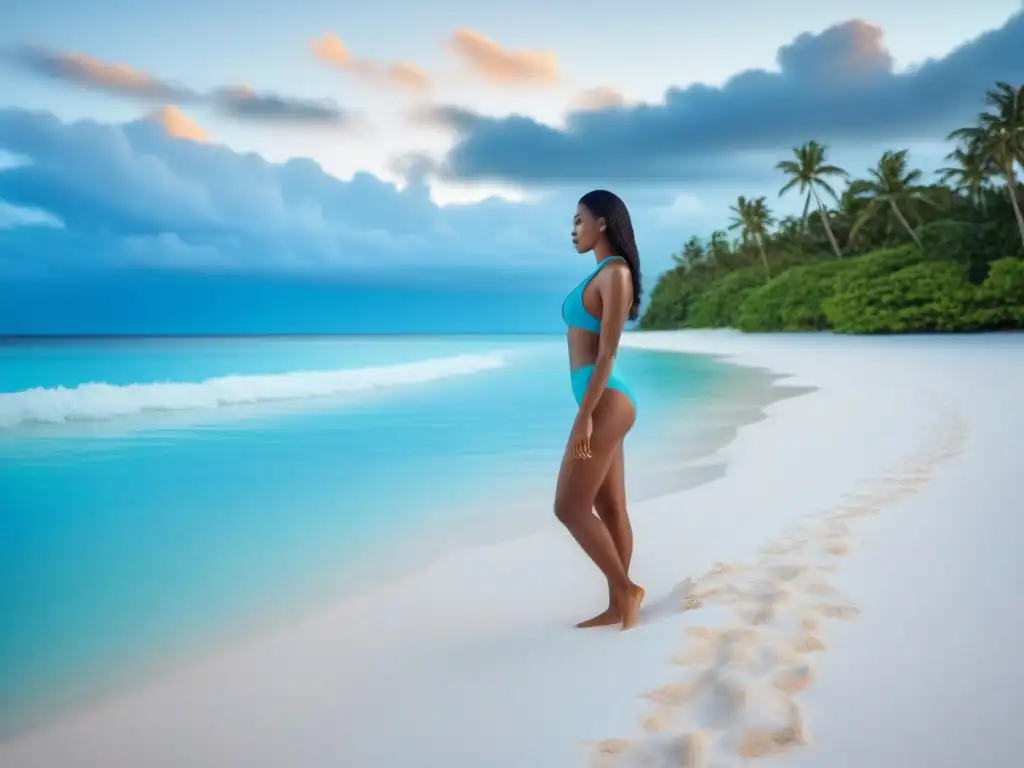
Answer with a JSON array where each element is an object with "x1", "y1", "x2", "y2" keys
[
  {"x1": 737, "y1": 259, "x2": 851, "y2": 331},
  {"x1": 825, "y1": 260, "x2": 978, "y2": 333},
  {"x1": 970, "y1": 258, "x2": 1024, "y2": 328},
  {"x1": 685, "y1": 268, "x2": 765, "y2": 328},
  {"x1": 637, "y1": 264, "x2": 721, "y2": 329}
]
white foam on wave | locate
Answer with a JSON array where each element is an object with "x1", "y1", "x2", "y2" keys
[{"x1": 0, "y1": 352, "x2": 507, "y2": 428}]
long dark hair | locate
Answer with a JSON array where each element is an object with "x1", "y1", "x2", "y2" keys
[{"x1": 578, "y1": 189, "x2": 643, "y2": 321}]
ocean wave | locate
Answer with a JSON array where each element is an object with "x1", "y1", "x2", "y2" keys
[{"x1": 0, "y1": 353, "x2": 507, "y2": 428}]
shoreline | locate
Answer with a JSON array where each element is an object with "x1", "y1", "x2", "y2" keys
[
  {"x1": 2, "y1": 331, "x2": 1020, "y2": 767},
  {"x1": 0, "y1": 343, "x2": 780, "y2": 743}
]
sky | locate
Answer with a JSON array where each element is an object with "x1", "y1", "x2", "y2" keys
[{"x1": 1, "y1": 0, "x2": 1023, "y2": 333}]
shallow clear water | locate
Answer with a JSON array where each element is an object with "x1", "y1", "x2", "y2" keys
[{"x1": 0, "y1": 334, "x2": 761, "y2": 732}]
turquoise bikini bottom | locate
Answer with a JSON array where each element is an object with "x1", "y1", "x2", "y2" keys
[{"x1": 570, "y1": 364, "x2": 637, "y2": 411}]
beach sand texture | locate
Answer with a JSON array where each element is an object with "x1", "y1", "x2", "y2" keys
[
  {"x1": 588, "y1": 394, "x2": 967, "y2": 767},
  {"x1": 1, "y1": 330, "x2": 1021, "y2": 768}
]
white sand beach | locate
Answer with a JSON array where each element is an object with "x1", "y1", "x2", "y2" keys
[{"x1": 2, "y1": 330, "x2": 1023, "y2": 768}]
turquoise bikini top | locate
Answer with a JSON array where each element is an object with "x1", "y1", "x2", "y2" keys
[{"x1": 561, "y1": 256, "x2": 626, "y2": 333}]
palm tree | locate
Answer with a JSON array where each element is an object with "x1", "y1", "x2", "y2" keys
[
  {"x1": 776, "y1": 141, "x2": 847, "y2": 258},
  {"x1": 829, "y1": 186, "x2": 865, "y2": 249},
  {"x1": 672, "y1": 236, "x2": 705, "y2": 269},
  {"x1": 948, "y1": 81, "x2": 1024, "y2": 247},
  {"x1": 772, "y1": 214, "x2": 817, "y2": 253},
  {"x1": 849, "y1": 150, "x2": 936, "y2": 249},
  {"x1": 728, "y1": 196, "x2": 775, "y2": 276},
  {"x1": 775, "y1": 215, "x2": 803, "y2": 238},
  {"x1": 938, "y1": 145, "x2": 994, "y2": 214},
  {"x1": 707, "y1": 230, "x2": 730, "y2": 264}
]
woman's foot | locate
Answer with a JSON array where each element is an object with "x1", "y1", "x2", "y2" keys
[
  {"x1": 575, "y1": 606, "x2": 620, "y2": 628},
  {"x1": 617, "y1": 584, "x2": 645, "y2": 631}
]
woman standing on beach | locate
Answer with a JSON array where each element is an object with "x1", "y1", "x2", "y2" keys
[{"x1": 557, "y1": 189, "x2": 645, "y2": 631}]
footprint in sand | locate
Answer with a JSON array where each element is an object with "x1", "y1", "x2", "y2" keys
[
  {"x1": 675, "y1": 577, "x2": 697, "y2": 596},
  {"x1": 824, "y1": 521, "x2": 851, "y2": 536},
  {"x1": 744, "y1": 602, "x2": 777, "y2": 627},
  {"x1": 792, "y1": 631, "x2": 828, "y2": 654},
  {"x1": 815, "y1": 602, "x2": 860, "y2": 620},
  {"x1": 642, "y1": 712, "x2": 670, "y2": 733},
  {"x1": 774, "y1": 664, "x2": 815, "y2": 694},
  {"x1": 763, "y1": 540, "x2": 804, "y2": 557},
  {"x1": 669, "y1": 635, "x2": 717, "y2": 667},
  {"x1": 710, "y1": 672, "x2": 749, "y2": 716},
  {"x1": 736, "y1": 706, "x2": 809, "y2": 759},
  {"x1": 779, "y1": 560, "x2": 814, "y2": 575},
  {"x1": 832, "y1": 509, "x2": 866, "y2": 522},
  {"x1": 741, "y1": 585, "x2": 796, "y2": 626},
  {"x1": 674, "y1": 578, "x2": 707, "y2": 613},
  {"x1": 683, "y1": 596, "x2": 703, "y2": 612},
  {"x1": 670, "y1": 732, "x2": 708, "y2": 768},
  {"x1": 640, "y1": 676, "x2": 707, "y2": 707},
  {"x1": 800, "y1": 577, "x2": 837, "y2": 596},
  {"x1": 824, "y1": 539, "x2": 850, "y2": 557},
  {"x1": 588, "y1": 738, "x2": 632, "y2": 767},
  {"x1": 589, "y1": 402, "x2": 968, "y2": 766},
  {"x1": 765, "y1": 639, "x2": 804, "y2": 667},
  {"x1": 694, "y1": 584, "x2": 746, "y2": 607}
]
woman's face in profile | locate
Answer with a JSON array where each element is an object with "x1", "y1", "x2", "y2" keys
[{"x1": 571, "y1": 203, "x2": 603, "y2": 255}]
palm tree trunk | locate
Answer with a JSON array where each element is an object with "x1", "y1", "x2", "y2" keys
[
  {"x1": 811, "y1": 187, "x2": 843, "y2": 258},
  {"x1": 888, "y1": 199, "x2": 922, "y2": 249},
  {"x1": 1003, "y1": 165, "x2": 1024, "y2": 248},
  {"x1": 755, "y1": 234, "x2": 770, "y2": 278},
  {"x1": 801, "y1": 193, "x2": 812, "y2": 230}
]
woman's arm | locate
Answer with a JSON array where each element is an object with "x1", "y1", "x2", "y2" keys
[{"x1": 574, "y1": 264, "x2": 633, "y2": 423}]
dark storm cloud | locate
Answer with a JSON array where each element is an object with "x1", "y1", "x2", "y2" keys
[{"x1": 421, "y1": 11, "x2": 1024, "y2": 184}]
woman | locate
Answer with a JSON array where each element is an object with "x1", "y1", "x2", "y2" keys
[{"x1": 557, "y1": 189, "x2": 644, "y2": 631}]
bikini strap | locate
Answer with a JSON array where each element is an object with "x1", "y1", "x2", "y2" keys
[{"x1": 587, "y1": 255, "x2": 625, "y2": 279}]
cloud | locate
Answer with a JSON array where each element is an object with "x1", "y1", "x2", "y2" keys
[
  {"x1": 651, "y1": 193, "x2": 704, "y2": 226},
  {"x1": 446, "y1": 29, "x2": 558, "y2": 87},
  {"x1": 146, "y1": 106, "x2": 210, "y2": 143},
  {"x1": 13, "y1": 45, "x2": 198, "y2": 102},
  {"x1": 0, "y1": 107, "x2": 592, "y2": 280},
  {"x1": 0, "y1": 150, "x2": 29, "y2": 171},
  {"x1": 0, "y1": 107, "x2": 740, "y2": 296},
  {"x1": 777, "y1": 20, "x2": 893, "y2": 80},
  {"x1": 310, "y1": 33, "x2": 430, "y2": 92},
  {"x1": 423, "y1": 10, "x2": 1024, "y2": 184},
  {"x1": 573, "y1": 86, "x2": 627, "y2": 110},
  {"x1": 10, "y1": 44, "x2": 351, "y2": 128},
  {"x1": 211, "y1": 86, "x2": 350, "y2": 125},
  {"x1": 0, "y1": 200, "x2": 62, "y2": 230}
]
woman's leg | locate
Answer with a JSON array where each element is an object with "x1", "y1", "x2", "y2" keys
[
  {"x1": 575, "y1": 445, "x2": 633, "y2": 628},
  {"x1": 555, "y1": 390, "x2": 644, "y2": 630}
]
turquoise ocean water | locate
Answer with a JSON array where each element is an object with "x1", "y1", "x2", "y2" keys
[{"x1": 0, "y1": 335, "x2": 763, "y2": 734}]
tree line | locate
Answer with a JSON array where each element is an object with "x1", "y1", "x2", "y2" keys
[{"x1": 639, "y1": 81, "x2": 1024, "y2": 333}]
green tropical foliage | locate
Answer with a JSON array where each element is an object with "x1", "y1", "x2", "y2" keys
[
  {"x1": 848, "y1": 149, "x2": 939, "y2": 249},
  {"x1": 640, "y1": 82, "x2": 1024, "y2": 334},
  {"x1": 727, "y1": 196, "x2": 775, "y2": 276},
  {"x1": 938, "y1": 145, "x2": 993, "y2": 213},
  {"x1": 776, "y1": 140, "x2": 846, "y2": 259}
]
